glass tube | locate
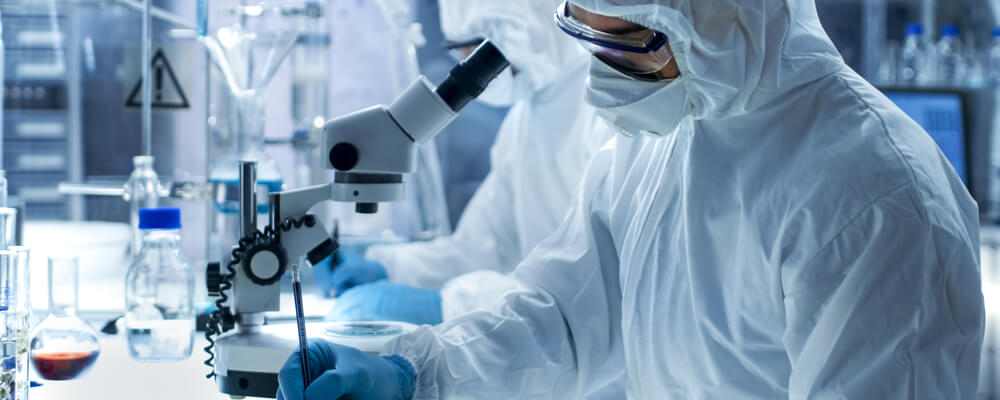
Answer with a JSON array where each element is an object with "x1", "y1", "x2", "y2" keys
[
  {"x1": 0, "y1": 250, "x2": 16, "y2": 398},
  {"x1": 0, "y1": 209, "x2": 15, "y2": 251},
  {"x1": 9, "y1": 246, "x2": 29, "y2": 400}
]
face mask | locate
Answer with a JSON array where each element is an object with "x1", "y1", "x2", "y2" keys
[
  {"x1": 585, "y1": 56, "x2": 690, "y2": 137},
  {"x1": 477, "y1": 68, "x2": 530, "y2": 107}
]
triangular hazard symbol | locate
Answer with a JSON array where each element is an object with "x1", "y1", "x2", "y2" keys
[{"x1": 126, "y1": 49, "x2": 190, "y2": 109}]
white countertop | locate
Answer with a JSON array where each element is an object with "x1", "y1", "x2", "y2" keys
[
  {"x1": 30, "y1": 334, "x2": 228, "y2": 400},
  {"x1": 27, "y1": 280, "x2": 337, "y2": 399}
]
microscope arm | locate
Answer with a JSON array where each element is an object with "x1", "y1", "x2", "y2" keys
[{"x1": 266, "y1": 185, "x2": 341, "y2": 270}]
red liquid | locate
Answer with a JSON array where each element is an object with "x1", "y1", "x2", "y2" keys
[{"x1": 31, "y1": 351, "x2": 100, "y2": 380}]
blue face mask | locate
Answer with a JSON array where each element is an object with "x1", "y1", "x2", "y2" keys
[{"x1": 585, "y1": 56, "x2": 690, "y2": 137}]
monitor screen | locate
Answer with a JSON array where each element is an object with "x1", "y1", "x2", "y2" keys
[{"x1": 883, "y1": 91, "x2": 967, "y2": 183}]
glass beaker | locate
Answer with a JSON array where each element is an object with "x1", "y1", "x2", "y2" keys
[{"x1": 28, "y1": 255, "x2": 99, "y2": 381}]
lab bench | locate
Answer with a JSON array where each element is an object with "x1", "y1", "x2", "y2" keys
[
  {"x1": 25, "y1": 274, "x2": 335, "y2": 400},
  {"x1": 29, "y1": 330, "x2": 226, "y2": 400}
]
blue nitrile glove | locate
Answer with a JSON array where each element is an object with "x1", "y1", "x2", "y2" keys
[
  {"x1": 276, "y1": 339, "x2": 415, "y2": 400},
  {"x1": 326, "y1": 281, "x2": 443, "y2": 325},
  {"x1": 312, "y1": 249, "x2": 388, "y2": 298}
]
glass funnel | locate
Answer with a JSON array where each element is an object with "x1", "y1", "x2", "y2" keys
[
  {"x1": 202, "y1": 3, "x2": 298, "y2": 262},
  {"x1": 29, "y1": 255, "x2": 100, "y2": 381}
]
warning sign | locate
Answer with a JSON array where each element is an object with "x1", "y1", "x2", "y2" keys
[{"x1": 126, "y1": 49, "x2": 190, "y2": 109}]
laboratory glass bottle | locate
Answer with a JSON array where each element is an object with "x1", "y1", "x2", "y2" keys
[
  {"x1": 124, "y1": 208, "x2": 195, "y2": 362},
  {"x1": 966, "y1": 35, "x2": 987, "y2": 89},
  {"x1": 898, "y1": 23, "x2": 928, "y2": 86},
  {"x1": 122, "y1": 155, "x2": 163, "y2": 258},
  {"x1": 937, "y1": 24, "x2": 966, "y2": 86},
  {"x1": 988, "y1": 26, "x2": 1000, "y2": 87},
  {"x1": 28, "y1": 254, "x2": 100, "y2": 381}
]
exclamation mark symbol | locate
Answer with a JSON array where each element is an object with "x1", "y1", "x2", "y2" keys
[{"x1": 155, "y1": 65, "x2": 163, "y2": 102}]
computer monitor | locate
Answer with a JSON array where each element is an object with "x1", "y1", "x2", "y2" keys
[{"x1": 883, "y1": 90, "x2": 968, "y2": 183}]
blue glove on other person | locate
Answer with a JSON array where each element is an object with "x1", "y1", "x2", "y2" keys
[
  {"x1": 313, "y1": 249, "x2": 388, "y2": 298},
  {"x1": 327, "y1": 281, "x2": 443, "y2": 325},
  {"x1": 277, "y1": 339, "x2": 415, "y2": 400}
]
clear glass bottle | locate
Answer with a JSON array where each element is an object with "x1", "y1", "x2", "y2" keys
[
  {"x1": 124, "y1": 208, "x2": 195, "y2": 362},
  {"x1": 899, "y1": 23, "x2": 928, "y2": 86},
  {"x1": 966, "y1": 35, "x2": 987, "y2": 89},
  {"x1": 122, "y1": 156, "x2": 164, "y2": 257},
  {"x1": 28, "y1": 254, "x2": 100, "y2": 381},
  {"x1": 987, "y1": 26, "x2": 1000, "y2": 87},
  {"x1": 937, "y1": 24, "x2": 966, "y2": 86}
]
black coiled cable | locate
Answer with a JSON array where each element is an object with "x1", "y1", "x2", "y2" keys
[{"x1": 203, "y1": 215, "x2": 317, "y2": 380}]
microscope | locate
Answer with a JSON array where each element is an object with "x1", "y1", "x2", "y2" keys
[{"x1": 203, "y1": 41, "x2": 509, "y2": 398}]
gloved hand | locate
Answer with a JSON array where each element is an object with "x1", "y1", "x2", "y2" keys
[
  {"x1": 327, "y1": 280, "x2": 443, "y2": 325},
  {"x1": 312, "y1": 249, "x2": 388, "y2": 298},
  {"x1": 276, "y1": 339, "x2": 415, "y2": 400}
]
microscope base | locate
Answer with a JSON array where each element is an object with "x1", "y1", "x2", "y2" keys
[{"x1": 214, "y1": 321, "x2": 416, "y2": 398}]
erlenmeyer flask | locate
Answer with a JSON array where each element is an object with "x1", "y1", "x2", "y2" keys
[{"x1": 29, "y1": 255, "x2": 100, "y2": 381}]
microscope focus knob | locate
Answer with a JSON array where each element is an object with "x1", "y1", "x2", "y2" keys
[
  {"x1": 242, "y1": 242, "x2": 288, "y2": 286},
  {"x1": 329, "y1": 143, "x2": 359, "y2": 171},
  {"x1": 206, "y1": 262, "x2": 223, "y2": 296}
]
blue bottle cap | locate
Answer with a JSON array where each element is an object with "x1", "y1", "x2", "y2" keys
[
  {"x1": 941, "y1": 24, "x2": 960, "y2": 37},
  {"x1": 139, "y1": 208, "x2": 182, "y2": 230},
  {"x1": 993, "y1": 26, "x2": 1000, "y2": 38},
  {"x1": 905, "y1": 23, "x2": 924, "y2": 36}
]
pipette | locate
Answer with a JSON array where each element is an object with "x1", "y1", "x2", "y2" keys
[{"x1": 290, "y1": 264, "x2": 311, "y2": 391}]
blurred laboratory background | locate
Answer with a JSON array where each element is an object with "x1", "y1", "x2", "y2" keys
[{"x1": 3, "y1": 0, "x2": 1000, "y2": 398}]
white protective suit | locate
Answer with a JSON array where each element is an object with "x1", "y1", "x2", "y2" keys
[
  {"x1": 365, "y1": 0, "x2": 611, "y2": 320},
  {"x1": 383, "y1": 0, "x2": 986, "y2": 398}
]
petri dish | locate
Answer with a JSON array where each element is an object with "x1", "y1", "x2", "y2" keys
[{"x1": 325, "y1": 322, "x2": 403, "y2": 337}]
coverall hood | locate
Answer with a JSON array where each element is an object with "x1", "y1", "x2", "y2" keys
[{"x1": 570, "y1": 0, "x2": 844, "y2": 120}]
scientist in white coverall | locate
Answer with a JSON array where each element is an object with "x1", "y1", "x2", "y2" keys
[
  {"x1": 320, "y1": 0, "x2": 612, "y2": 326},
  {"x1": 281, "y1": 0, "x2": 986, "y2": 398}
]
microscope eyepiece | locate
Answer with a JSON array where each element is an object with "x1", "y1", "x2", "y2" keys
[{"x1": 435, "y1": 40, "x2": 510, "y2": 112}]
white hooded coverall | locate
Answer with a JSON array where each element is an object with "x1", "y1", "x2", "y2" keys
[
  {"x1": 383, "y1": 0, "x2": 985, "y2": 398},
  {"x1": 366, "y1": 0, "x2": 611, "y2": 320}
]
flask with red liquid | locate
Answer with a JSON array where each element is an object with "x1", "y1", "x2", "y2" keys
[{"x1": 29, "y1": 254, "x2": 100, "y2": 381}]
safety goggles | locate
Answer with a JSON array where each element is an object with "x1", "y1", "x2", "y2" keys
[
  {"x1": 554, "y1": 1, "x2": 673, "y2": 75},
  {"x1": 444, "y1": 38, "x2": 486, "y2": 62}
]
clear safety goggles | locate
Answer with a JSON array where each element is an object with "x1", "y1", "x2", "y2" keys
[
  {"x1": 444, "y1": 38, "x2": 486, "y2": 62},
  {"x1": 554, "y1": 1, "x2": 673, "y2": 75}
]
